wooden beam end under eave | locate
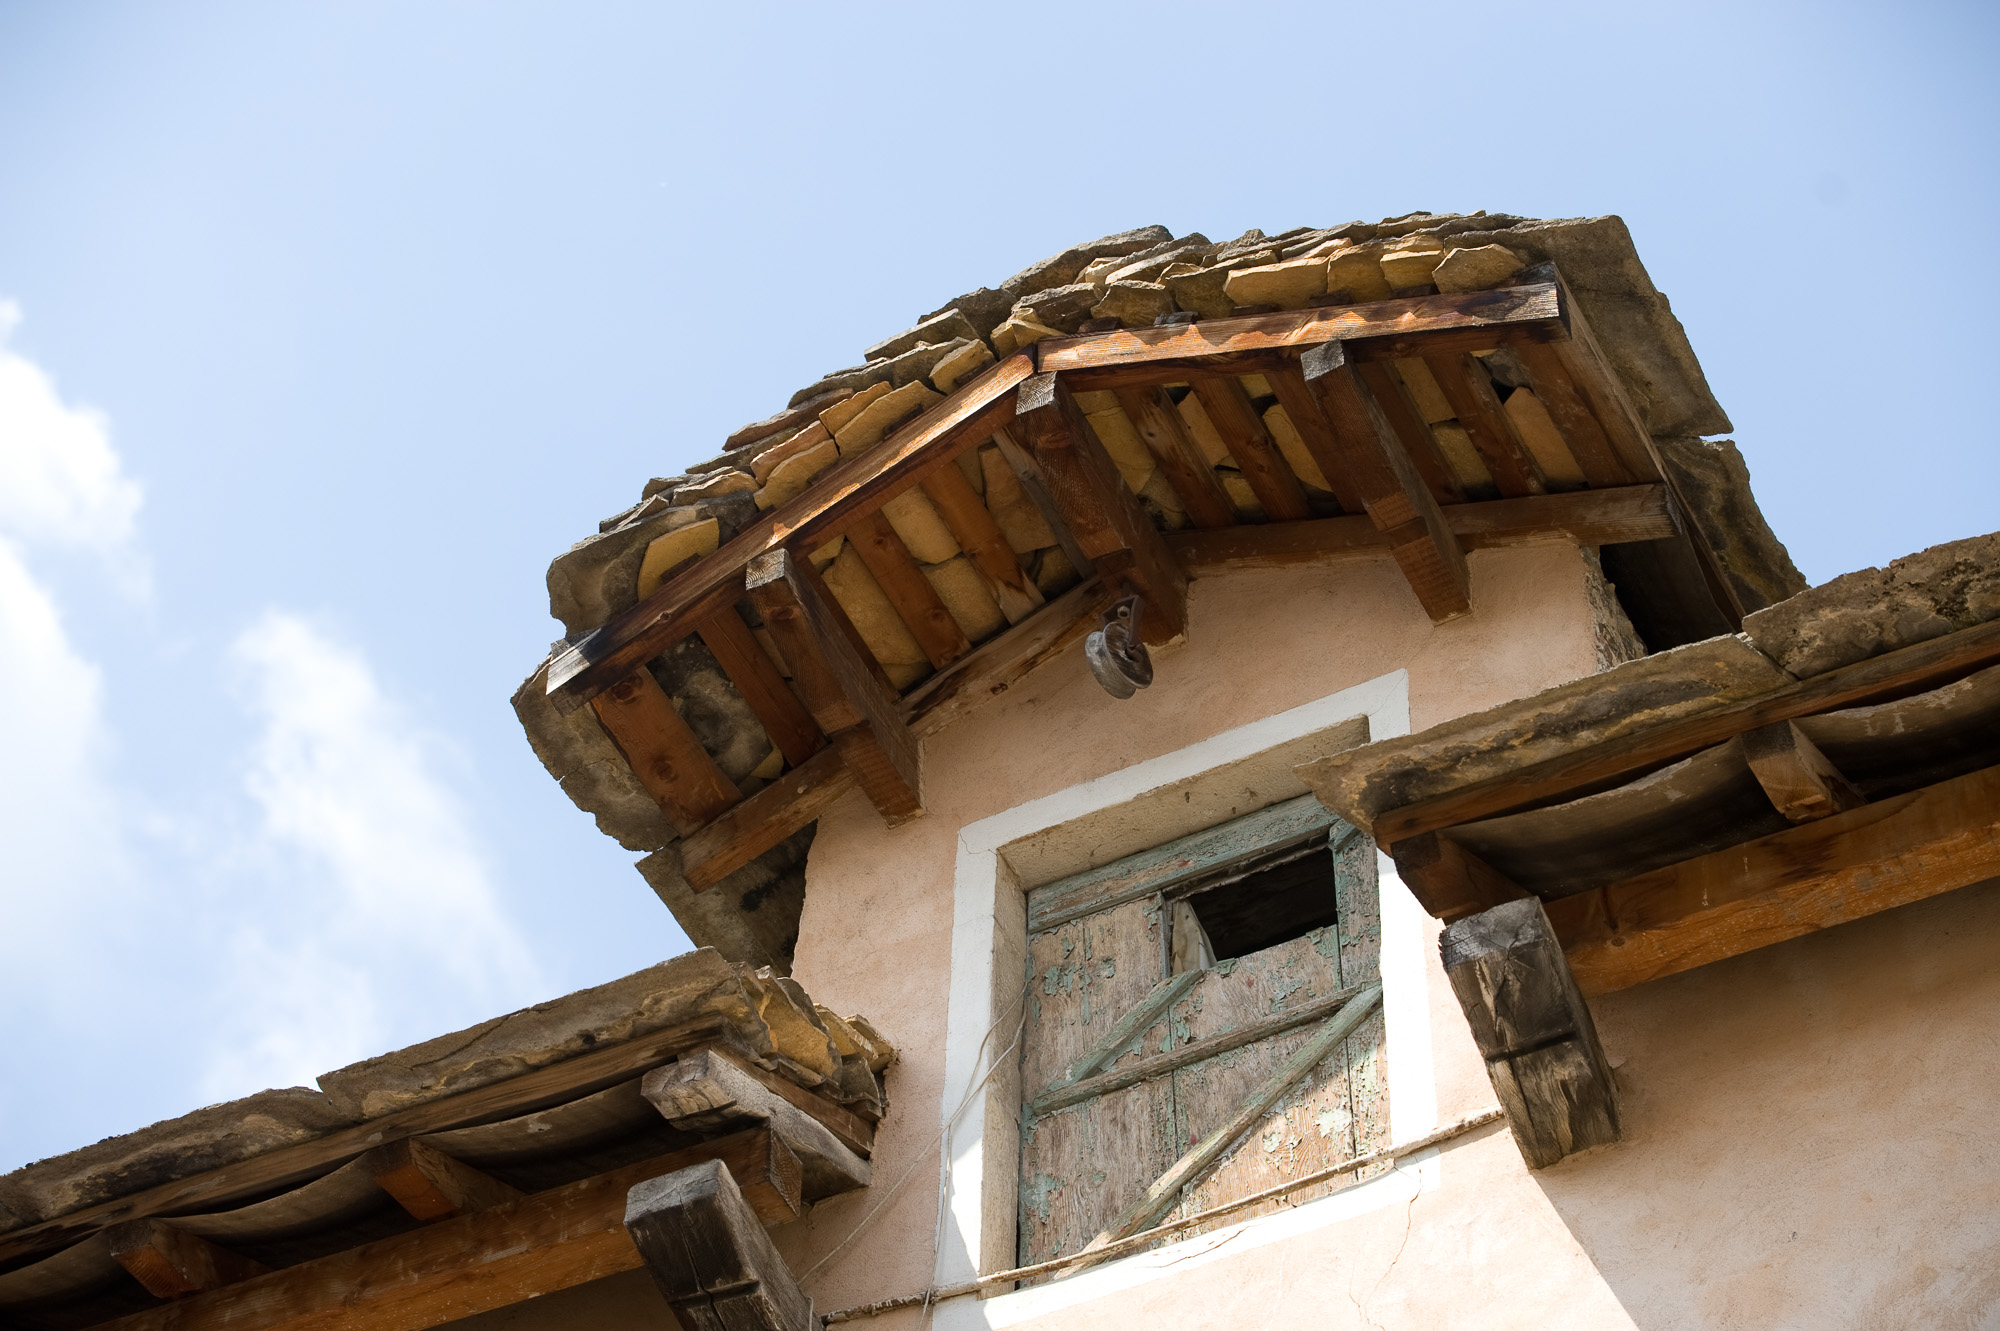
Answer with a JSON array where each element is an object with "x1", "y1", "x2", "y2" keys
[
  {"x1": 625, "y1": 1158, "x2": 819, "y2": 1331},
  {"x1": 1441, "y1": 897, "x2": 1619, "y2": 1170}
]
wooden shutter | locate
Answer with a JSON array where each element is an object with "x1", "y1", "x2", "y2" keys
[{"x1": 1017, "y1": 796, "x2": 1388, "y2": 1269}]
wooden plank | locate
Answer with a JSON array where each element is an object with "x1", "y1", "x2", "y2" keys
[
  {"x1": 1389, "y1": 831, "x2": 1532, "y2": 922},
  {"x1": 1033, "y1": 981, "x2": 1372, "y2": 1117},
  {"x1": 1509, "y1": 340, "x2": 1636, "y2": 487},
  {"x1": 1356, "y1": 361, "x2": 1465, "y2": 504},
  {"x1": 847, "y1": 510, "x2": 972, "y2": 669},
  {"x1": 0, "y1": 1013, "x2": 741, "y2": 1269},
  {"x1": 642, "y1": 1049, "x2": 872, "y2": 1199},
  {"x1": 902, "y1": 576, "x2": 1107, "y2": 737},
  {"x1": 105, "y1": 1220, "x2": 269, "y2": 1300},
  {"x1": 1549, "y1": 763, "x2": 2000, "y2": 996},
  {"x1": 682, "y1": 745, "x2": 854, "y2": 892},
  {"x1": 1373, "y1": 618, "x2": 2000, "y2": 847},
  {"x1": 624, "y1": 1159, "x2": 816, "y2": 1331},
  {"x1": 1113, "y1": 385, "x2": 1237, "y2": 530},
  {"x1": 1262, "y1": 366, "x2": 1369, "y2": 514},
  {"x1": 1300, "y1": 345, "x2": 1470, "y2": 622},
  {"x1": 1046, "y1": 971, "x2": 1204, "y2": 1096},
  {"x1": 88, "y1": 1129, "x2": 805, "y2": 1331},
  {"x1": 1740, "y1": 721, "x2": 1866, "y2": 823},
  {"x1": 1422, "y1": 352, "x2": 1546, "y2": 498},
  {"x1": 746, "y1": 548, "x2": 921, "y2": 822},
  {"x1": 1440, "y1": 898, "x2": 1618, "y2": 1169},
  {"x1": 919, "y1": 459, "x2": 1045, "y2": 624},
  {"x1": 547, "y1": 353, "x2": 1035, "y2": 709},
  {"x1": 363, "y1": 1139, "x2": 522, "y2": 1223},
  {"x1": 589, "y1": 670, "x2": 739, "y2": 838},
  {"x1": 1013, "y1": 372, "x2": 1187, "y2": 645},
  {"x1": 696, "y1": 607, "x2": 823, "y2": 768},
  {"x1": 1093, "y1": 984, "x2": 1382, "y2": 1242},
  {"x1": 1165, "y1": 485, "x2": 1676, "y2": 572},
  {"x1": 1038, "y1": 284, "x2": 1569, "y2": 389},
  {"x1": 1186, "y1": 374, "x2": 1314, "y2": 521}
]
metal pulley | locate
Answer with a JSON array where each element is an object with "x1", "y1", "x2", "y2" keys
[{"x1": 1085, "y1": 595, "x2": 1153, "y2": 699}]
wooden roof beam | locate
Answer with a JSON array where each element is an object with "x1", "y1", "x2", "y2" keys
[
  {"x1": 589, "y1": 670, "x2": 739, "y2": 838},
  {"x1": 105, "y1": 1220, "x2": 269, "y2": 1301},
  {"x1": 1550, "y1": 762, "x2": 2000, "y2": 995},
  {"x1": 847, "y1": 511, "x2": 972, "y2": 670},
  {"x1": 747, "y1": 548, "x2": 921, "y2": 824},
  {"x1": 1187, "y1": 374, "x2": 1316, "y2": 521},
  {"x1": 1013, "y1": 373, "x2": 1187, "y2": 646},
  {"x1": 625, "y1": 1158, "x2": 816, "y2": 1331},
  {"x1": 1113, "y1": 385, "x2": 1237, "y2": 530},
  {"x1": 1038, "y1": 283, "x2": 1570, "y2": 390},
  {"x1": 682, "y1": 745, "x2": 853, "y2": 891},
  {"x1": 695, "y1": 607, "x2": 824, "y2": 769},
  {"x1": 362, "y1": 1138, "x2": 523, "y2": 1223}
]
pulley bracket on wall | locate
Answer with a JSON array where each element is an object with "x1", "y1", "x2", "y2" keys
[{"x1": 1085, "y1": 595, "x2": 1154, "y2": 699}]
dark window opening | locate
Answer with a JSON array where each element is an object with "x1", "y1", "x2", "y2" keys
[{"x1": 1179, "y1": 835, "x2": 1344, "y2": 962}]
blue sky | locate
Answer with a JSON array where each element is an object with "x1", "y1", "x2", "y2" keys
[{"x1": 1, "y1": 2, "x2": 1994, "y2": 1171}]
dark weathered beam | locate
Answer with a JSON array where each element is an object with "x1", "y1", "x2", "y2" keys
[
  {"x1": 1038, "y1": 283, "x2": 1569, "y2": 389},
  {"x1": 1013, "y1": 372, "x2": 1187, "y2": 646},
  {"x1": 1740, "y1": 721, "x2": 1866, "y2": 823},
  {"x1": 105, "y1": 1220, "x2": 269, "y2": 1300},
  {"x1": 1549, "y1": 762, "x2": 2000, "y2": 995},
  {"x1": 1422, "y1": 352, "x2": 1546, "y2": 498},
  {"x1": 1390, "y1": 831, "x2": 1531, "y2": 922},
  {"x1": 1165, "y1": 485, "x2": 1676, "y2": 573},
  {"x1": 590, "y1": 670, "x2": 739, "y2": 837},
  {"x1": 362, "y1": 1139, "x2": 523, "y2": 1223},
  {"x1": 1441, "y1": 898, "x2": 1619, "y2": 1169},
  {"x1": 625, "y1": 1159, "x2": 816, "y2": 1331},
  {"x1": 1187, "y1": 374, "x2": 1314, "y2": 521},
  {"x1": 1113, "y1": 385, "x2": 1237, "y2": 530},
  {"x1": 696, "y1": 607, "x2": 823, "y2": 769},
  {"x1": 1372, "y1": 618, "x2": 2000, "y2": 847},
  {"x1": 682, "y1": 745, "x2": 854, "y2": 892},
  {"x1": 1509, "y1": 340, "x2": 1636, "y2": 488},
  {"x1": 0, "y1": 1013, "x2": 740, "y2": 1269},
  {"x1": 548, "y1": 353, "x2": 1035, "y2": 709},
  {"x1": 642, "y1": 1049, "x2": 870, "y2": 1200},
  {"x1": 1300, "y1": 344, "x2": 1470, "y2": 622},
  {"x1": 747, "y1": 548, "x2": 921, "y2": 823},
  {"x1": 89, "y1": 1129, "x2": 806, "y2": 1331},
  {"x1": 1356, "y1": 361, "x2": 1465, "y2": 504},
  {"x1": 847, "y1": 510, "x2": 972, "y2": 669}
]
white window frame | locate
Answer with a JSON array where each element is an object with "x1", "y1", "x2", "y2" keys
[{"x1": 932, "y1": 668, "x2": 1440, "y2": 1328}]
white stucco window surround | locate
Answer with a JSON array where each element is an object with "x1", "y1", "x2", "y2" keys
[{"x1": 931, "y1": 668, "x2": 1440, "y2": 1329}]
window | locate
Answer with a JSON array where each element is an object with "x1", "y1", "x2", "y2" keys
[{"x1": 1016, "y1": 794, "x2": 1389, "y2": 1270}]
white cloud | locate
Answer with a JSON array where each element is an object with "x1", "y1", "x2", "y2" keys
[{"x1": 206, "y1": 611, "x2": 544, "y2": 1096}]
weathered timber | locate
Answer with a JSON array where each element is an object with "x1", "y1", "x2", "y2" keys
[
  {"x1": 547, "y1": 353, "x2": 1035, "y2": 709},
  {"x1": 105, "y1": 1220, "x2": 269, "y2": 1300},
  {"x1": 1092, "y1": 984, "x2": 1383, "y2": 1242},
  {"x1": 1165, "y1": 485, "x2": 1675, "y2": 573},
  {"x1": 1301, "y1": 344, "x2": 1470, "y2": 622},
  {"x1": 642, "y1": 1049, "x2": 872, "y2": 1199},
  {"x1": 919, "y1": 459, "x2": 1044, "y2": 624},
  {"x1": 1739, "y1": 720, "x2": 1866, "y2": 823},
  {"x1": 1389, "y1": 831, "x2": 1532, "y2": 922},
  {"x1": 747, "y1": 548, "x2": 921, "y2": 822},
  {"x1": 590, "y1": 670, "x2": 739, "y2": 837},
  {"x1": 1372, "y1": 618, "x2": 2000, "y2": 846},
  {"x1": 686, "y1": 1045, "x2": 877, "y2": 1160},
  {"x1": 1423, "y1": 352, "x2": 1546, "y2": 498},
  {"x1": 1509, "y1": 341, "x2": 1635, "y2": 487},
  {"x1": 1262, "y1": 366, "x2": 1369, "y2": 514},
  {"x1": 1113, "y1": 385, "x2": 1238, "y2": 529},
  {"x1": 1440, "y1": 898, "x2": 1618, "y2": 1169},
  {"x1": 847, "y1": 510, "x2": 973, "y2": 669},
  {"x1": 697, "y1": 607, "x2": 823, "y2": 768},
  {"x1": 1549, "y1": 762, "x2": 2000, "y2": 995},
  {"x1": 625, "y1": 1159, "x2": 816, "y2": 1331},
  {"x1": 990, "y1": 426, "x2": 1099, "y2": 582},
  {"x1": 682, "y1": 745, "x2": 853, "y2": 892},
  {"x1": 1187, "y1": 373, "x2": 1314, "y2": 521},
  {"x1": 0, "y1": 1013, "x2": 737, "y2": 1268},
  {"x1": 1038, "y1": 284, "x2": 1569, "y2": 389},
  {"x1": 87, "y1": 1129, "x2": 804, "y2": 1331},
  {"x1": 1013, "y1": 373, "x2": 1187, "y2": 645},
  {"x1": 361, "y1": 1138, "x2": 523, "y2": 1223},
  {"x1": 1356, "y1": 361, "x2": 1465, "y2": 504},
  {"x1": 1032, "y1": 981, "x2": 1374, "y2": 1117},
  {"x1": 901, "y1": 576, "x2": 1108, "y2": 736},
  {"x1": 1048, "y1": 971, "x2": 1203, "y2": 1094}
]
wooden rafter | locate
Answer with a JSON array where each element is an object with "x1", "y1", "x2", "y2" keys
[
  {"x1": 1299, "y1": 344, "x2": 1470, "y2": 622},
  {"x1": 918, "y1": 460, "x2": 1044, "y2": 624},
  {"x1": 1013, "y1": 373, "x2": 1187, "y2": 645},
  {"x1": 1355, "y1": 361, "x2": 1466, "y2": 504},
  {"x1": 362, "y1": 1138, "x2": 522, "y2": 1223},
  {"x1": 1422, "y1": 351, "x2": 1546, "y2": 498},
  {"x1": 747, "y1": 549, "x2": 921, "y2": 823},
  {"x1": 1389, "y1": 831, "x2": 1530, "y2": 922},
  {"x1": 589, "y1": 670, "x2": 739, "y2": 837},
  {"x1": 105, "y1": 1221, "x2": 269, "y2": 1301},
  {"x1": 847, "y1": 510, "x2": 972, "y2": 669},
  {"x1": 682, "y1": 745, "x2": 854, "y2": 891},
  {"x1": 1549, "y1": 763, "x2": 2000, "y2": 995},
  {"x1": 695, "y1": 608, "x2": 822, "y2": 769},
  {"x1": 1187, "y1": 374, "x2": 1315, "y2": 521},
  {"x1": 1740, "y1": 720, "x2": 1866, "y2": 823},
  {"x1": 1113, "y1": 385, "x2": 1237, "y2": 530}
]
